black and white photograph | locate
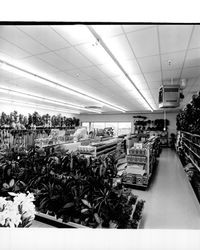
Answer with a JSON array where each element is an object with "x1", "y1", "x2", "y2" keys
[{"x1": 0, "y1": 1, "x2": 200, "y2": 249}]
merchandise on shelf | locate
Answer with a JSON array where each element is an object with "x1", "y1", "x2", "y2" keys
[
  {"x1": 0, "y1": 127, "x2": 76, "y2": 153},
  {"x1": 176, "y1": 91, "x2": 200, "y2": 135},
  {"x1": 122, "y1": 136, "x2": 160, "y2": 188},
  {"x1": 176, "y1": 131, "x2": 200, "y2": 202},
  {"x1": 77, "y1": 138, "x2": 120, "y2": 157}
]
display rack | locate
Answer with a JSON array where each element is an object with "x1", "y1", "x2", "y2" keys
[
  {"x1": 179, "y1": 131, "x2": 200, "y2": 173},
  {"x1": 0, "y1": 127, "x2": 76, "y2": 151},
  {"x1": 77, "y1": 138, "x2": 118, "y2": 157},
  {"x1": 176, "y1": 131, "x2": 200, "y2": 203},
  {"x1": 122, "y1": 136, "x2": 160, "y2": 188}
]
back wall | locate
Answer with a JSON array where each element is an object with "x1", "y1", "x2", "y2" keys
[{"x1": 79, "y1": 111, "x2": 178, "y2": 136}]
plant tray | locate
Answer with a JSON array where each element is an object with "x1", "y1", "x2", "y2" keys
[
  {"x1": 35, "y1": 212, "x2": 88, "y2": 228},
  {"x1": 34, "y1": 199, "x2": 144, "y2": 229}
]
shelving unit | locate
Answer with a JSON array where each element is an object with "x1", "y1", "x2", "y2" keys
[
  {"x1": 0, "y1": 127, "x2": 76, "y2": 151},
  {"x1": 122, "y1": 136, "x2": 160, "y2": 189},
  {"x1": 180, "y1": 131, "x2": 200, "y2": 173},
  {"x1": 177, "y1": 131, "x2": 200, "y2": 203},
  {"x1": 77, "y1": 138, "x2": 119, "y2": 157}
]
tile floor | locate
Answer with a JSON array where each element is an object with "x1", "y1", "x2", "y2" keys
[{"x1": 133, "y1": 148, "x2": 200, "y2": 229}]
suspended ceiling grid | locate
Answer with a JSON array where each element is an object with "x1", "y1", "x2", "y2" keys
[{"x1": 0, "y1": 24, "x2": 200, "y2": 114}]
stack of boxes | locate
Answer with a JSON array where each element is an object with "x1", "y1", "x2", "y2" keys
[{"x1": 122, "y1": 145, "x2": 149, "y2": 187}]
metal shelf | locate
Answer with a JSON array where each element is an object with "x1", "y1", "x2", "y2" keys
[
  {"x1": 181, "y1": 131, "x2": 200, "y2": 138},
  {"x1": 183, "y1": 136, "x2": 200, "y2": 149},
  {"x1": 183, "y1": 142, "x2": 200, "y2": 161},
  {"x1": 122, "y1": 182, "x2": 147, "y2": 189},
  {"x1": 185, "y1": 152, "x2": 200, "y2": 172}
]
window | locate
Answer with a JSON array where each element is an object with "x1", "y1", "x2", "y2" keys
[
  {"x1": 118, "y1": 122, "x2": 131, "y2": 135},
  {"x1": 83, "y1": 122, "x2": 132, "y2": 136},
  {"x1": 82, "y1": 122, "x2": 90, "y2": 132},
  {"x1": 91, "y1": 122, "x2": 105, "y2": 130},
  {"x1": 105, "y1": 122, "x2": 118, "y2": 136}
]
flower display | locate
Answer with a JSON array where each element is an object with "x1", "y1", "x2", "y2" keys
[{"x1": 0, "y1": 192, "x2": 36, "y2": 227}]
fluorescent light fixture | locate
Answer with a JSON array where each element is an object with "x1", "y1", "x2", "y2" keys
[
  {"x1": 51, "y1": 25, "x2": 96, "y2": 45},
  {"x1": 87, "y1": 26, "x2": 154, "y2": 112},
  {"x1": 0, "y1": 59, "x2": 126, "y2": 112},
  {"x1": 0, "y1": 98, "x2": 80, "y2": 114},
  {"x1": 76, "y1": 42, "x2": 114, "y2": 66},
  {"x1": 0, "y1": 86, "x2": 102, "y2": 114}
]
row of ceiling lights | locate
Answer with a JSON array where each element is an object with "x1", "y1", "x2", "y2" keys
[{"x1": 0, "y1": 25, "x2": 154, "y2": 113}]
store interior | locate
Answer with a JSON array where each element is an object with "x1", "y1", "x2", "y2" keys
[{"x1": 0, "y1": 24, "x2": 200, "y2": 229}]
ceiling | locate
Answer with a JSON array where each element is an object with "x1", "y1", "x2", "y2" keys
[{"x1": 0, "y1": 24, "x2": 200, "y2": 115}]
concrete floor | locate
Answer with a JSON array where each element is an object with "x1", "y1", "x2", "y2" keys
[{"x1": 133, "y1": 148, "x2": 200, "y2": 229}]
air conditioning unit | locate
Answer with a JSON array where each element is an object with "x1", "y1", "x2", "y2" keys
[{"x1": 158, "y1": 84, "x2": 180, "y2": 108}]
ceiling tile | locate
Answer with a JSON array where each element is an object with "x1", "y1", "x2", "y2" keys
[
  {"x1": 159, "y1": 25, "x2": 193, "y2": 54},
  {"x1": 0, "y1": 37, "x2": 30, "y2": 59},
  {"x1": 102, "y1": 35, "x2": 135, "y2": 60},
  {"x1": 129, "y1": 73, "x2": 146, "y2": 86},
  {"x1": 144, "y1": 71, "x2": 162, "y2": 82},
  {"x1": 161, "y1": 51, "x2": 186, "y2": 70},
  {"x1": 118, "y1": 58, "x2": 141, "y2": 75},
  {"x1": 51, "y1": 25, "x2": 95, "y2": 46},
  {"x1": 18, "y1": 57, "x2": 59, "y2": 76},
  {"x1": 111, "y1": 75, "x2": 136, "y2": 91},
  {"x1": 92, "y1": 25, "x2": 123, "y2": 37},
  {"x1": 55, "y1": 47, "x2": 93, "y2": 67},
  {"x1": 83, "y1": 79, "x2": 104, "y2": 89},
  {"x1": 0, "y1": 26, "x2": 49, "y2": 55},
  {"x1": 127, "y1": 27, "x2": 159, "y2": 58},
  {"x1": 184, "y1": 78, "x2": 198, "y2": 93},
  {"x1": 122, "y1": 25, "x2": 156, "y2": 33},
  {"x1": 4, "y1": 78, "x2": 54, "y2": 98},
  {"x1": 18, "y1": 25, "x2": 71, "y2": 51},
  {"x1": 137, "y1": 55, "x2": 161, "y2": 73},
  {"x1": 162, "y1": 69, "x2": 181, "y2": 81},
  {"x1": 128, "y1": 89, "x2": 146, "y2": 100},
  {"x1": 0, "y1": 68, "x2": 21, "y2": 81},
  {"x1": 49, "y1": 71, "x2": 78, "y2": 85},
  {"x1": 191, "y1": 77, "x2": 200, "y2": 88},
  {"x1": 81, "y1": 66, "x2": 108, "y2": 79},
  {"x1": 141, "y1": 89, "x2": 153, "y2": 98},
  {"x1": 184, "y1": 48, "x2": 200, "y2": 68},
  {"x1": 96, "y1": 78, "x2": 116, "y2": 86},
  {"x1": 181, "y1": 66, "x2": 200, "y2": 79},
  {"x1": 37, "y1": 52, "x2": 75, "y2": 71},
  {"x1": 189, "y1": 25, "x2": 200, "y2": 49},
  {"x1": 97, "y1": 62, "x2": 122, "y2": 77},
  {"x1": 148, "y1": 81, "x2": 162, "y2": 89},
  {"x1": 64, "y1": 69, "x2": 91, "y2": 81},
  {"x1": 75, "y1": 42, "x2": 114, "y2": 66}
]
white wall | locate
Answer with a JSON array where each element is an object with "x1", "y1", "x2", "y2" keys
[{"x1": 79, "y1": 111, "x2": 178, "y2": 136}]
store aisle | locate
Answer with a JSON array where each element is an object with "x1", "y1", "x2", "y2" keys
[{"x1": 133, "y1": 148, "x2": 200, "y2": 229}]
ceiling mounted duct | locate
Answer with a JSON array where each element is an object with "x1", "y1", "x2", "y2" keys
[{"x1": 158, "y1": 84, "x2": 180, "y2": 108}]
